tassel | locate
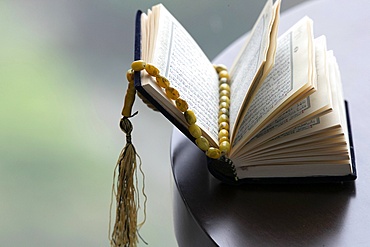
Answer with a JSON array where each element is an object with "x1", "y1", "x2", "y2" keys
[{"x1": 109, "y1": 69, "x2": 147, "y2": 247}]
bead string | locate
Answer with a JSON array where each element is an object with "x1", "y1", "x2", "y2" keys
[{"x1": 128, "y1": 60, "x2": 231, "y2": 160}]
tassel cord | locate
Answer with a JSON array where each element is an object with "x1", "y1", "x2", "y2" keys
[{"x1": 109, "y1": 116, "x2": 147, "y2": 247}]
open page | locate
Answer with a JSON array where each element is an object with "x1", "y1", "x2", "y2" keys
[
  {"x1": 245, "y1": 135, "x2": 348, "y2": 160},
  {"x1": 228, "y1": 0, "x2": 279, "y2": 137},
  {"x1": 233, "y1": 48, "x2": 352, "y2": 177},
  {"x1": 326, "y1": 50, "x2": 351, "y2": 166},
  {"x1": 230, "y1": 17, "x2": 316, "y2": 156},
  {"x1": 238, "y1": 115, "x2": 344, "y2": 163},
  {"x1": 252, "y1": 48, "x2": 350, "y2": 155},
  {"x1": 263, "y1": 0, "x2": 281, "y2": 77},
  {"x1": 234, "y1": 114, "x2": 351, "y2": 178},
  {"x1": 140, "y1": 4, "x2": 220, "y2": 146},
  {"x1": 237, "y1": 36, "x2": 333, "y2": 154},
  {"x1": 329, "y1": 51, "x2": 349, "y2": 149}
]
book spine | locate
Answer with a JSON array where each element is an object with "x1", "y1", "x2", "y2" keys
[{"x1": 207, "y1": 156, "x2": 238, "y2": 184}]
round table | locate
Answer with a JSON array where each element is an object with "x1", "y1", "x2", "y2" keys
[{"x1": 171, "y1": 0, "x2": 370, "y2": 246}]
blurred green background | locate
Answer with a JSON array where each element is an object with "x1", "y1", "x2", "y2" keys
[{"x1": 0, "y1": 0, "x2": 303, "y2": 246}]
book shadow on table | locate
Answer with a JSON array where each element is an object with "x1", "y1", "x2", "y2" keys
[{"x1": 208, "y1": 178, "x2": 356, "y2": 246}]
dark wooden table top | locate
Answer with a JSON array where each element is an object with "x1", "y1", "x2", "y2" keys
[{"x1": 171, "y1": 0, "x2": 370, "y2": 246}]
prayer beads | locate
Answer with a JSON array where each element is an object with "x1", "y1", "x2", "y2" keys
[
  {"x1": 131, "y1": 60, "x2": 146, "y2": 71},
  {"x1": 219, "y1": 90, "x2": 230, "y2": 98},
  {"x1": 219, "y1": 136, "x2": 229, "y2": 143},
  {"x1": 214, "y1": 64, "x2": 227, "y2": 73},
  {"x1": 219, "y1": 141, "x2": 231, "y2": 153},
  {"x1": 218, "y1": 114, "x2": 229, "y2": 124},
  {"x1": 219, "y1": 121, "x2": 229, "y2": 131},
  {"x1": 156, "y1": 76, "x2": 170, "y2": 88},
  {"x1": 219, "y1": 83, "x2": 230, "y2": 92},
  {"x1": 145, "y1": 63, "x2": 160, "y2": 77},
  {"x1": 218, "y1": 70, "x2": 229, "y2": 80},
  {"x1": 184, "y1": 110, "x2": 196, "y2": 125},
  {"x1": 126, "y1": 69, "x2": 135, "y2": 82},
  {"x1": 175, "y1": 98, "x2": 189, "y2": 112},
  {"x1": 218, "y1": 129, "x2": 229, "y2": 140},
  {"x1": 216, "y1": 64, "x2": 231, "y2": 154},
  {"x1": 206, "y1": 147, "x2": 221, "y2": 159},
  {"x1": 129, "y1": 60, "x2": 232, "y2": 159},
  {"x1": 188, "y1": 124, "x2": 202, "y2": 138},
  {"x1": 165, "y1": 87, "x2": 180, "y2": 100},
  {"x1": 220, "y1": 101, "x2": 229, "y2": 109},
  {"x1": 196, "y1": 136, "x2": 210, "y2": 151}
]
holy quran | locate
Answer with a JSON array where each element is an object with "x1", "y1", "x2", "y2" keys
[{"x1": 133, "y1": 0, "x2": 356, "y2": 182}]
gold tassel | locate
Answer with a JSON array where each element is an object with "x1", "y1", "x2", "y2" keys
[{"x1": 109, "y1": 69, "x2": 147, "y2": 247}]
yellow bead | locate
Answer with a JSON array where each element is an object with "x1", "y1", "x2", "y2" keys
[
  {"x1": 219, "y1": 121, "x2": 229, "y2": 131},
  {"x1": 131, "y1": 60, "x2": 146, "y2": 71},
  {"x1": 220, "y1": 101, "x2": 230, "y2": 109},
  {"x1": 219, "y1": 96, "x2": 230, "y2": 105},
  {"x1": 126, "y1": 69, "x2": 134, "y2": 82},
  {"x1": 189, "y1": 124, "x2": 202, "y2": 138},
  {"x1": 206, "y1": 147, "x2": 221, "y2": 159},
  {"x1": 145, "y1": 63, "x2": 160, "y2": 77},
  {"x1": 219, "y1": 90, "x2": 230, "y2": 98},
  {"x1": 218, "y1": 114, "x2": 229, "y2": 124},
  {"x1": 219, "y1": 77, "x2": 228, "y2": 85},
  {"x1": 218, "y1": 129, "x2": 229, "y2": 140},
  {"x1": 195, "y1": 136, "x2": 209, "y2": 151},
  {"x1": 219, "y1": 108, "x2": 229, "y2": 117},
  {"x1": 175, "y1": 98, "x2": 188, "y2": 112},
  {"x1": 156, "y1": 75, "x2": 170, "y2": 88},
  {"x1": 166, "y1": 87, "x2": 180, "y2": 100},
  {"x1": 219, "y1": 136, "x2": 229, "y2": 143},
  {"x1": 218, "y1": 70, "x2": 229, "y2": 80},
  {"x1": 214, "y1": 64, "x2": 228, "y2": 73},
  {"x1": 184, "y1": 110, "x2": 197, "y2": 125},
  {"x1": 219, "y1": 83, "x2": 230, "y2": 92},
  {"x1": 219, "y1": 141, "x2": 230, "y2": 154}
]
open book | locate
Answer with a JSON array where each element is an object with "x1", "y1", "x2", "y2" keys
[{"x1": 133, "y1": 0, "x2": 356, "y2": 183}]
